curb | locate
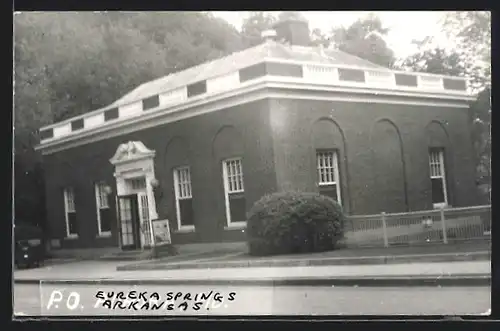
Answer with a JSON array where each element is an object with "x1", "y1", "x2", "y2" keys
[
  {"x1": 116, "y1": 251, "x2": 491, "y2": 271},
  {"x1": 14, "y1": 274, "x2": 490, "y2": 287}
]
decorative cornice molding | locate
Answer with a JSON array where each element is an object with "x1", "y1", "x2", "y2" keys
[
  {"x1": 110, "y1": 141, "x2": 156, "y2": 165},
  {"x1": 37, "y1": 80, "x2": 473, "y2": 156}
]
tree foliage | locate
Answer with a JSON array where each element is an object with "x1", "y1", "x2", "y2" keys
[
  {"x1": 443, "y1": 11, "x2": 491, "y2": 64},
  {"x1": 329, "y1": 14, "x2": 396, "y2": 68},
  {"x1": 442, "y1": 11, "x2": 491, "y2": 90},
  {"x1": 310, "y1": 28, "x2": 330, "y2": 48},
  {"x1": 399, "y1": 43, "x2": 465, "y2": 76},
  {"x1": 241, "y1": 11, "x2": 318, "y2": 48},
  {"x1": 241, "y1": 11, "x2": 277, "y2": 47},
  {"x1": 277, "y1": 11, "x2": 306, "y2": 22},
  {"x1": 470, "y1": 88, "x2": 491, "y2": 198}
]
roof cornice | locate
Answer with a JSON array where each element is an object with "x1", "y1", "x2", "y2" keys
[{"x1": 36, "y1": 75, "x2": 473, "y2": 155}]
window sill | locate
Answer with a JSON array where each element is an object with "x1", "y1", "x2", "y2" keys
[
  {"x1": 176, "y1": 226, "x2": 195, "y2": 234},
  {"x1": 96, "y1": 232, "x2": 112, "y2": 238},
  {"x1": 224, "y1": 222, "x2": 246, "y2": 230},
  {"x1": 65, "y1": 235, "x2": 78, "y2": 240}
]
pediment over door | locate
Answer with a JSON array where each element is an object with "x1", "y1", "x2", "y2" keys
[{"x1": 110, "y1": 141, "x2": 156, "y2": 165}]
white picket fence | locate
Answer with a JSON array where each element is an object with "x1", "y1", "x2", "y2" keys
[{"x1": 344, "y1": 205, "x2": 491, "y2": 247}]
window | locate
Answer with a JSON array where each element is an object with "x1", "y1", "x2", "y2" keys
[
  {"x1": 173, "y1": 166, "x2": 194, "y2": 229},
  {"x1": 223, "y1": 158, "x2": 246, "y2": 226},
  {"x1": 95, "y1": 182, "x2": 112, "y2": 236},
  {"x1": 429, "y1": 148, "x2": 448, "y2": 207},
  {"x1": 63, "y1": 187, "x2": 78, "y2": 238},
  {"x1": 223, "y1": 158, "x2": 245, "y2": 194},
  {"x1": 127, "y1": 177, "x2": 147, "y2": 191},
  {"x1": 316, "y1": 150, "x2": 342, "y2": 204}
]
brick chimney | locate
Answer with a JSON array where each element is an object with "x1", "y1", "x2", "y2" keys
[
  {"x1": 261, "y1": 29, "x2": 278, "y2": 42},
  {"x1": 273, "y1": 16, "x2": 311, "y2": 46}
]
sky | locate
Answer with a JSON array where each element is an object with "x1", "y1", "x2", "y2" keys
[{"x1": 212, "y1": 11, "x2": 453, "y2": 59}]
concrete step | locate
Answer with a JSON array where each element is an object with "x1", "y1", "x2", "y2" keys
[
  {"x1": 117, "y1": 250, "x2": 491, "y2": 271},
  {"x1": 99, "y1": 250, "x2": 153, "y2": 261},
  {"x1": 46, "y1": 247, "x2": 121, "y2": 260}
]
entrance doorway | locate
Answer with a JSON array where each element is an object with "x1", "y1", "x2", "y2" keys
[
  {"x1": 118, "y1": 177, "x2": 153, "y2": 249},
  {"x1": 109, "y1": 141, "x2": 160, "y2": 251},
  {"x1": 117, "y1": 194, "x2": 141, "y2": 250}
]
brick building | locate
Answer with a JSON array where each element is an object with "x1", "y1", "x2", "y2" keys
[{"x1": 35, "y1": 18, "x2": 478, "y2": 251}]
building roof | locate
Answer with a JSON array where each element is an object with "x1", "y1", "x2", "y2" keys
[
  {"x1": 36, "y1": 36, "x2": 473, "y2": 155},
  {"x1": 110, "y1": 40, "x2": 388, "y2": 107}
]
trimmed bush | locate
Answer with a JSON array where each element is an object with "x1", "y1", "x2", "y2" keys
[{"x1": 246, "y1": 191, "x2": 345, "y2": 256}]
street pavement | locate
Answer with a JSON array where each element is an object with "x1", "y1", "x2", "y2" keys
[{"x1": 13, "y1": 283, "x2": 490, "y2": 316}]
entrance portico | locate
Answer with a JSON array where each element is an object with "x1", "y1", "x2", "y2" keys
[{"x1": 110, "y1": 141, "x2": 158, "y2": 250}]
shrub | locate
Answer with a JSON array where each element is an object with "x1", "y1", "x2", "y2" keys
[{"x1": 246, "y1": 191, "x2": 345, "y2": 256}]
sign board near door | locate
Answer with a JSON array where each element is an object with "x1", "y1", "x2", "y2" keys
[{"x1": 152, "y1": 219, "x2": 171, "y2": 245}]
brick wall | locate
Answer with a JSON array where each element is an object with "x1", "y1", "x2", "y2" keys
[
  {"x1": 43, "y1": 100, "x2": 277, "y2": 248},
  {"x1": 268, "y1": 96, "x2": 478, "y2": 215},
  {"x1": 41, "y1": 93, "x2": 478, "y2": 248}
]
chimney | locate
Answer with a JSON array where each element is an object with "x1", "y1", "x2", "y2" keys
[
  {"x1": 272, "y1": 16, "x2": 311, "y2": 46},
  {"x1": 261, "y1": 29, "x2": 277, "y2": 42}
]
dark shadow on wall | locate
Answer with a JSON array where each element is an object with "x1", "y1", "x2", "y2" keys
[
  {"x1": 212, "y1": 125, "x2": 244, "y2": 232},
  {"x1": 212, "y1": 125, "x2": 244, "y2": 161},
  {"x1": 370, "y1": 118, "x2": 409, "y2": 213},
  {"x1": 162, "y1": 136, "x2": 191, "y2": 228}
]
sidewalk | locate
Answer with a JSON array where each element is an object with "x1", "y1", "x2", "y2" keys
[
  {"x1": 14, "y1": 260, "x2": 491, "y2": 287},
  {"x1": 118, "y1": 240, "x2": 491, "y2": 271}
]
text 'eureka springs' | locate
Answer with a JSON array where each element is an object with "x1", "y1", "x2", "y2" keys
[{"x1": 95, "y1": 290, "x2": 237, "y2": 311}]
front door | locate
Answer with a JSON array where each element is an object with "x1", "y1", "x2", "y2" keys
[{"x1": 117, "y1": 194, "x2": 141, "y2": 250}]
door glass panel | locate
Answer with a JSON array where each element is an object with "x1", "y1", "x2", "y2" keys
[
  {"x1": 119, "y1": 198, "x2": 135, "y2": 247},
  {"x1": 139, "y1": 194, "x2": 151, "y2": 246}
]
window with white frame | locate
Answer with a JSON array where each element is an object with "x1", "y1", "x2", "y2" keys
[
  {"x1": 223, "y1": 158, "x2": 245, "y2": 194},
  {"x1": 223, "y1": 158, "x2": 246, "y2": 225},
  {"x1": 63, "y1": 187, "x2": 78, "y2": 237},
  {"x1": 173, "y1": 166, "x2": 194, "y2": 228},
  {"x1": 316, "y1": 150, "x2": 342, "y2": 204},
  {"x1": 95, "y1": 182, "x2": 111, "y2": 235},
  {"x1": 429, "y1": 148, "x2": 448, "y2": 207}
]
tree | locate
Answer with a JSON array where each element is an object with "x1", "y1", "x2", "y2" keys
[
  {"x1": 130, "y1": 12, "x2": 245, "y2": 71},
  {"x1": 277, "y1": 11, "x2": 306, "y2": 22},
  {"x1": 241, "y1": 11, "x2": 277, "y2": 47},
  {"x1": 443, "y1": 11, "x2": 491, "y2": 63},
  {"x1": 399, "y1": 43, "x2": 465, "y2": 77},
  {"x1": 442, "y1": 11, "x2": 491, "y2": 91},
  {"x1": 13, "y1": 12, "x2": 244, "y2": 229},
  {"x1": 329, "y1": 14, "x2": 396, "y2": 68},
  {"x1": 470, "y1": 88, "x2": 491, "y2": 203},
  {"x1": 310, "y1": 28, "x2": 330, "y2": 48}
]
